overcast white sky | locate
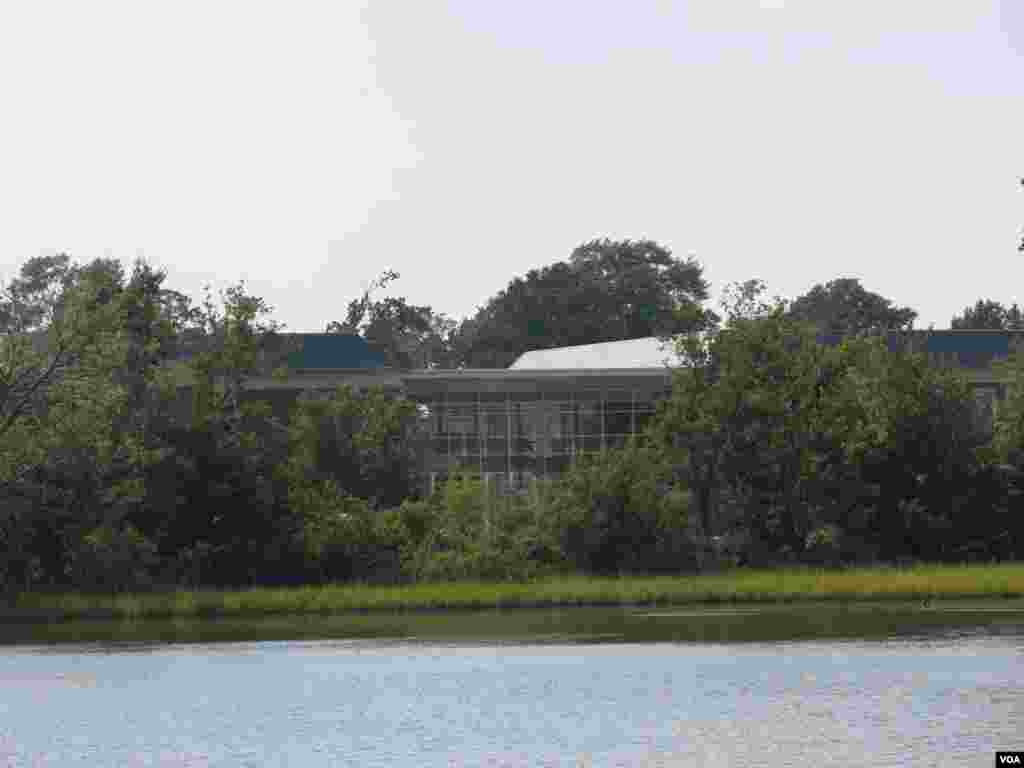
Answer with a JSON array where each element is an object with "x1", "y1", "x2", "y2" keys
[{"x1": 1, "y1": 1, "x2": 1022, "y2": 333}]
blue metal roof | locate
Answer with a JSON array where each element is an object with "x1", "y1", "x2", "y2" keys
[
  {"x1": 286, "y1": 334, "x2": 387, "y2": 369},
  {"x1": 815, "y1": 330, "x2": 1020, "y2": 370}
]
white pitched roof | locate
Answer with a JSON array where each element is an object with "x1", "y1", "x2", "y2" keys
[{"x1": 509, "y1": 337, "x2": 681, "y2": 370}]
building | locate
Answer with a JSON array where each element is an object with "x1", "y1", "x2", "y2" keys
[
  {"x1": 162, "y1": 330, "x2": 1024, "y2": 495},
  {"x1": 402, "y1": 337, "x2": 681, "y2": 495}
]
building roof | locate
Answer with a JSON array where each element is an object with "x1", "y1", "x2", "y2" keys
[
  {"x1": 509, "y1": 337, "x2": 681, "y2": 370},
  {"x1": 818, "y1": 329, "x2": 1024, "y2": 370},
  {"x1": 284, "y1": 334, "x2": 388, "y2": 370}
]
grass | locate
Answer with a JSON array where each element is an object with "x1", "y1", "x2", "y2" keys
[{"x1": 4, "y1": 563, "x2": 1023, "y2": 624}]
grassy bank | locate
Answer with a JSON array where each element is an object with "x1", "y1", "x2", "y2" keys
[{"x1": 4, "y1": 563, "x2": 1023, "y2": 624}]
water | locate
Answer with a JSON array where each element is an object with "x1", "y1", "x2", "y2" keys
[{"x1": 1, "y1": 603, "x2": 1022, "y2": 767}]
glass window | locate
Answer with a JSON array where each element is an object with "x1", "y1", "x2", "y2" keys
[
  {"x1": 483, "y1": 455, "x2": 507, "y2": 473},
  {"x1": 452, "y1": 433, "x2": 481, "y2": 457},
  {"x1": 549, "y1": 437, "x2": 573, "y2": 455},
  {"x1": 447, "y1": 404, "x2": 477, "y2": 435},
  {"x1": 482, "y1": 411, "x2": 507, "y2": 438},
  {"x1": 512, "y1": 436, "x2": 536, "y2": 456},
  {"x1": 605, "y1": 409, "x2": 631, "y2": 435},
  {"x1": 510, "y1": 455, "x2": 537, "y2": 472},
  {"x1": 559, "y1": 410, "x2": 576, "y2": 437},
  {"x1": 513, "y1": 403, "x2": 542, "y2": 437},
  {"x1": 577, "y1": 403, "x2": 601, "y2": 435},
  {"x1": 485, "y1": 437, "x2": 508, "y2": 456},
  {"x1": 605, "y1": 389, "x2": 632, "y2": 404}
]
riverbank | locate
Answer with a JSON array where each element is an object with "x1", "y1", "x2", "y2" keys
[{"x1": 3, "y1": 563, "x2": 1022, "y2": 624}]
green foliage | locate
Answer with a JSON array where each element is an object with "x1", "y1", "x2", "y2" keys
[
  {"x1": 787, "y1": 277, "x2": 917, "y2": 335},
  {"x1": 394, "y1": 471, "x2": 565, "y2": 582},
  {"x1": 545, "y1": 440, "x2": 695, "y2": 575},
  {"x1": 2, "y1": 246, "x2": 1021, "y2": 596},
  {"x1": 657, "y1": 281, "x2": 995, "y2": 565},
  {"x1": 285, "y1": 384, "x2": 422, "y2": 509},
  {"x1": 66, "y1": 523, "x2": 158, "y2": 593},
  {"x1": 325, "y1": 270, "x2": 459, "y2": 369},
  {"x1": 951, "y1": 298, "x2": 1024, "y2": 330},
  {"x1": 452, "y1": 238, "x2": 717, "y2": 368}
]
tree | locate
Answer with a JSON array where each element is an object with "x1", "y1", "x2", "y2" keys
[
  {"x1": 951, "y1": 299, "x2": 1024, "y2": 330},
  {"x1": 654, "y1": 278, "x2": 989, "y2": 565},
  {"x1": 136, "y1": 280, "x2": 304, "y2": 587},
  {"x1": 787, "y1": 278, "x2": 917, "y2": 336},
  {"x1": 546, "y1": 438, "x2": 694, "y2": 575},
  {"x1": 657, "y1": 282, "x2": 839, "y2": 560},
  {"x1": 285, "y1": 383, "x2": 423, "y2": 510},
  {"x1": 0, "y1": 256, "x2": 189, "y2": 590},
  {"x1": 452, "y1": 239, "x2": 717, "y2": 368},
  {"x1": 326, "y1": 270, "x2": 459, "y2": 369}
]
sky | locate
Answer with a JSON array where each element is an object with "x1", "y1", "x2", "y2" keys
[{"x1": 0, "y1": 0, "x2": 1022, "y2": 333}]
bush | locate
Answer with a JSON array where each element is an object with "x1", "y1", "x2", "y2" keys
[
  {"x1": 546, "y1": 439, "x2": 697, "y2": 575},
  {"x1": 67, "y1": 524, "x2": 158, "y2": 593}
]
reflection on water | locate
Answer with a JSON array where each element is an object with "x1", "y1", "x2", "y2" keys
[
  {"x1": 3, "y1": 599, "x2": 1024, "y2": 647},
  {"x1": 0, "y1": 603, "x2": 1022, "y2": 767}
]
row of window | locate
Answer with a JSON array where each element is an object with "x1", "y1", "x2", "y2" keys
[
  {"x1": 426, "y1": 405, "x2": 657, "y2": 436},
  {"x1": 430, "y1": 434, "x2": 644, "y2": 458},
  {"x1": 431, "y1": 434, "x2": 646, "y2": 465},
  {"x1": 424, "y1": 390, "x2": 664, "y2": 404},
  {"x1": 437, "y1": 411, "x2": 656, "y2": 436}
]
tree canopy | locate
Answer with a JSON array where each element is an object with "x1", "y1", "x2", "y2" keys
[
  {"x1": 951, "y1": 299, "x2": 1024, "y2": 330},
  {"x1": 452, "y1": 238, "x2": 716, "y2": 368},
  {"x1": 326, "y1": 270, "x2": 459, "y2": 369},
  {"x1": 786, "y1": 278, "x2": 917, "y2": 336}
]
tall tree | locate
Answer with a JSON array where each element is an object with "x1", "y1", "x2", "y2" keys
[
  {"x1": 0, "y1": 256, "x2": 190, "y2": 590},
  {"x1": 787, "y1": 278, "x2": 917, "y2": 336},
  {"x1": 657, "y1": 278, "x2": 989, "y2": 565},
  {"x1": 326, "y1": 271, "x2": 458, "y2": 369},
  {"x1": 951, "y1": 299, "x2": 1024, "y2": 330},
  {"x1": 453, "y1": 238, "x2": 716, "y2": 369}
]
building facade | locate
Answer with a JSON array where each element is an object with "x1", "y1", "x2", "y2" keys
[{"x1": 162, "y1": 331, "x2": 1024, "y2": 495}]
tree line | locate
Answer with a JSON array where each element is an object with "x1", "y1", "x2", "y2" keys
[{"x1": 1, "y1": 242, "x2": 1022, "y2": 595}]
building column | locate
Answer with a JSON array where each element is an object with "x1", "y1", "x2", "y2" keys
[
  {"x1": 506, "y1": 392, "x2": 512, "y2": 492},
  {"x1": 600, "y1": 389, "x2": 606, "y2": 452}
]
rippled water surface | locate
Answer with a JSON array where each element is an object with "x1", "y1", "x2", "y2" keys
[{"x1": 2, "y1": 603, "x2": 1022, "y2": 767}]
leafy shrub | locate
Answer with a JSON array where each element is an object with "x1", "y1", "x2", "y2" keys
[
  {"x1": 546, "y1": 439, "x2": 697, "y2": 575},
  {"x1": 67, "y1": 524, "x2": 158, "y2": 593}
]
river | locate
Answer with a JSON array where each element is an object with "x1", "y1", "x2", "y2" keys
[{"x1": 1, "y1": 601, "x2": 1022, "y2": 767}]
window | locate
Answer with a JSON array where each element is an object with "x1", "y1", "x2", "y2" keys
[
  {"x1": 485, "y1": 438, "x2": 508, "y2": 459},
  {"x1": 605, "y1": 410, "x2": 632, "y2": 436},
  {"x1": 483, "y1": 454, "x2": 507, "y2": 473},
  {"x1": 577, "y1": 402, "x2": 601, "y2": 435},
  {"x1": 483, "y1": 411, "x2": 507, "y2": 438}
]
